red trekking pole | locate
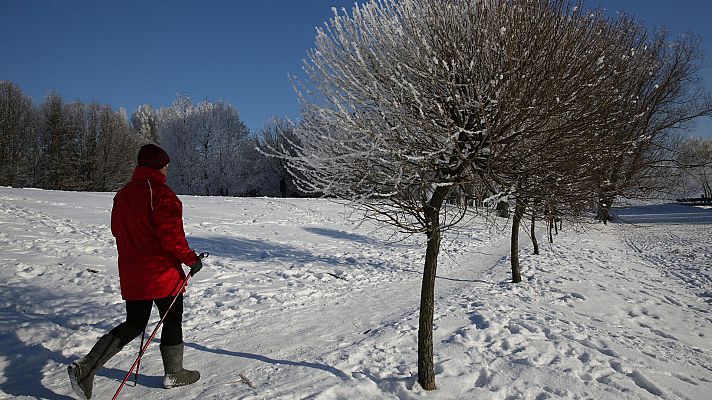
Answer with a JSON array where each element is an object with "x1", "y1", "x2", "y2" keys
[
  {"x1": 112, "y1": 252, "x2": 208, "y2": 400},
  {"x1": 132, "y1": 327, "x2": 146, "y2": 386}
]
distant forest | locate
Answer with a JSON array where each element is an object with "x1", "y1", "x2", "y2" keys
[{"x1": 0, "y1": 81, "x2": 301, "y2": 197}]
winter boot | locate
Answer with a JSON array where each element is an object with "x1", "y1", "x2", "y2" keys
[
  {"x1": 160, "y1": 342, "x2": 200, "y2": 388},
  {"x1": 68, "y1": 333, "x2": 123, "y2": 400}
]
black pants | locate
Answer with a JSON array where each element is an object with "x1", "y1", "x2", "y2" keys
[{"x1": 109, "y1": 295, "x2": 183, "y2": 348}]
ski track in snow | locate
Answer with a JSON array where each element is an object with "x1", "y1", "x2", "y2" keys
[{"x1": 0, "y1": 187, "x2": 710, "y2": 399}]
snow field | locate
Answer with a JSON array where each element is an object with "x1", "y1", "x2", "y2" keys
[{"x1": 0, "y1": 187, "x2": 710, "y2": 399}]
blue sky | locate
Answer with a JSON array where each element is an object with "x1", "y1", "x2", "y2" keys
[{"x1": 1, "y1": 0, "x2": 711, "y2": 137}]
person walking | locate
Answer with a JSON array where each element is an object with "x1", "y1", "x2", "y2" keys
[{"x1": 68, "y1": 144, "x2": 204, "y2": 399}]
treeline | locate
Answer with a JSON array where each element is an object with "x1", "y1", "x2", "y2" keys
[
  {"x1": 0, "y1": 81, "x2": 138, "y2": 191},
  {"x1": 0, "y1": 81, "x2": 300, "y2": 196}
]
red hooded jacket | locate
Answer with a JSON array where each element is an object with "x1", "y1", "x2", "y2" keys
[{"x1": 111, "y1": 166, "x2": 198, "y2": 300}]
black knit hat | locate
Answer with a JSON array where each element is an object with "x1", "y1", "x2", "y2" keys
[{"x1": 137, "y1": 144, "x2": 170, "y2": 170}]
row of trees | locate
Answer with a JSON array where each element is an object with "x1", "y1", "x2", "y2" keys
[
  {"x1": 0, "y1": 81, "x2": 300, "y2": 196},
  {"x1": 266, "y1": 0, "x2": 712, "y2": 390},
  {"x1": 0, "y1": 82, "x2": 139, "y2": 191}
]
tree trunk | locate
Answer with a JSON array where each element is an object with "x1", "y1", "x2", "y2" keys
[
  {"x1": 417, "y1": 186, "x2": 449, "y2": 391},
  {"x1": 531, "y1": 212, "x2": 539, "y2": 255},
  {"x1": 510, "y1": 199, "x2": 525, "y2": 283},
  {"x1": 548, "y1": 217, "x2": 554, "y2": 243}
]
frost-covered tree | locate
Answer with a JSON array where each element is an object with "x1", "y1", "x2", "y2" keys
[
  {"x1": 131, "y1": 104, "x2": 160, "y2": 143},
  {"x1": 159, "y1": 96, "x2": 252, "y2": 196},
  {"x1": 273, "y1": 0, "x2": 712, "y2": 389}
]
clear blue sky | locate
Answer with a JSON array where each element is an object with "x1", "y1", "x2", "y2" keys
[{"x1": 1, "y1": 0, "x2": 711, "y2": 137}]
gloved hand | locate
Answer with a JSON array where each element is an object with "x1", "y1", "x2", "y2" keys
[{"x1": 189, "y1": 257, "x2": 203, "y2": 276}]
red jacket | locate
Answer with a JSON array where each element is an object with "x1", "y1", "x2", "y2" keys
[{"x1": 111, "y1": 166, "x2": 198, "y2": 300}]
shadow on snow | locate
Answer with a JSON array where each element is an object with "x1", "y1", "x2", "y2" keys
[
  {"x1": 303, "y1": 227, "x2": 414, "y2": 248},
  {"x1": 0, "y1": 329, "x2": 75, "y2": 399},
  {"x1": 187, "y1": 342, "x2": 349, "y2": 380},
  {"x1": 303, "y1": 227, "x2": 379, "y2": 245},
  {"x1": 0, "y1": 282, "x2": 160, "y2": 398},
  {"x1": 188, "y1": 236, "x2": 405, "y2": 273}
]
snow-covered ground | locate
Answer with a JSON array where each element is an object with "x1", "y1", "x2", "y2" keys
[{"x1": 0, "y1": 187, "x2": 711, "y2": 400}]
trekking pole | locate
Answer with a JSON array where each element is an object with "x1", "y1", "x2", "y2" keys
[
  {"x1": 132, "y1": 328, "x2": 146, "y2": 386},
  {"x1": 112, "y1": 252, "x2": 208, "y2": 400}
]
